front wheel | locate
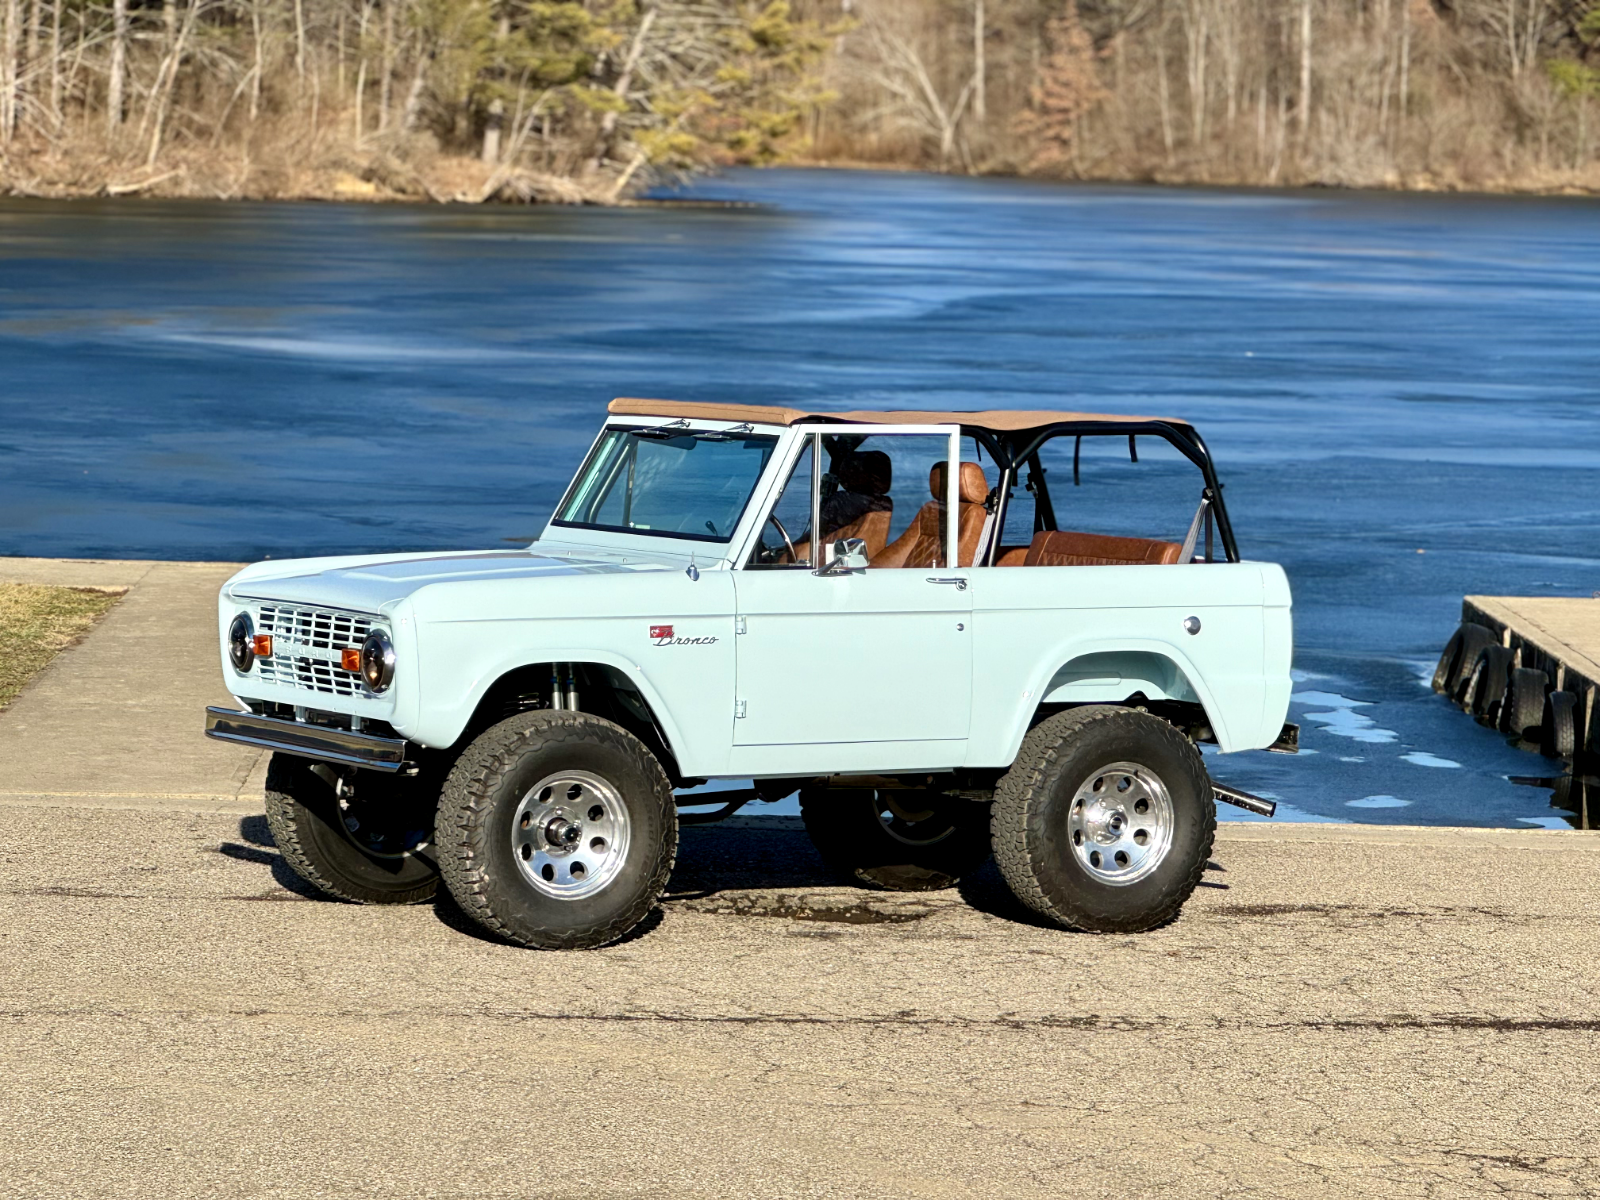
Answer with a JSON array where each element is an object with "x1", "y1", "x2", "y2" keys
[
  {"x1": 799, "y1": 786, "x2": 991, "y2": 891},
  {"x1": 437, "y1": 710, "x2": 677, "y2": 950},
  {"x1": 992, "y1": 706, "x2": 1214, "y2": 933},
  {"x1": 264, "y1": 753, "x2": 441, "y2": 905}
]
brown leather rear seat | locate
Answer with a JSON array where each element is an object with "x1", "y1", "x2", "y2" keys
[{"x1": 996, "y1": 530, "x2": 1184, "y2": 567}]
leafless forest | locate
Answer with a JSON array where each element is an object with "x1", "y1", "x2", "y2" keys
[
  {"x1": 817, "y1": 0, "x2": 1600, "y2": 188},
  {"x1": 1, "y1": 0, "x2": 1598, "y2": 202}
]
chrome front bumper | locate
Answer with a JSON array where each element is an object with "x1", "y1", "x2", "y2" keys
[{"x1": 204, "y1": 706, "x2": 409, "y2": 772}]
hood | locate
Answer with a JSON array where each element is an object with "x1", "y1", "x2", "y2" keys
[{"x1": 225, "y1": 548, "x2": 657, "y2": 614}]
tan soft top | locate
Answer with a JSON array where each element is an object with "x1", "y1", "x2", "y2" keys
[{"x1": 607, "y1": 398, "x2": 1192, "y2": 433}]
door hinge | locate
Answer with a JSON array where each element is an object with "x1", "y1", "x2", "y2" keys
[
  {"x1": 735, "y1": 616, "x2": 747, "y2": 635},
  {"x1": 735, "y1": 699, "x2": 747, "y2": 719}
]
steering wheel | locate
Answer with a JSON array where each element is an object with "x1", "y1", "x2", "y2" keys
[{"x1": 765, "y1": 513, "x2": 799, "y2": 564}]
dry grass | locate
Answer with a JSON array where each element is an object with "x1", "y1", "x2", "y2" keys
[
  {"x1": 0, "y1": 134, "x2": 620, "y2": 206},
  {"x1": 0, "y1": 585, "x2": 125, "y2": 711}
]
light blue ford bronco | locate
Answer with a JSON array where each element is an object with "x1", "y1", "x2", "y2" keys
[{"x1": 206, "y1": 400, "x2": 1295, "y2": 949}]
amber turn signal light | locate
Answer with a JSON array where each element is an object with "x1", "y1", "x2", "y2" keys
[
  {"x1": 251, "y1": 634, "x2": 273, "y2": 658},
  {"x1": 341, "y1": 647, "x2": 361, "y2": 672}
]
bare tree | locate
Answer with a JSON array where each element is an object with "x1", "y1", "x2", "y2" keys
[
  {"x1": 1297, "y1": 0, "x2": 1311, "y2": 141},
  {"x1": 1180, "y1": 0, "x2": 1210, "y2": 145},
  {"x1": 0, "y1": 0, "x2": 18, "y2": 141},
  {"x1": 1458, "y1": 0, "x2": 1557, "y2": 79},
  {"x1": 972, "y1": 0, "x2": 985, "y2": 125},
  {"x1": 107, "y1": 0, "x2": 128, "y2": 131},
  {"x1": 845, "y1": 4, "x2": 979, "y2": 167}
]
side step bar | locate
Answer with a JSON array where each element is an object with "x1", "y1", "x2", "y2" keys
[{"x1": 1212, "y1": 781, "x2": 1277, "y2": 818}]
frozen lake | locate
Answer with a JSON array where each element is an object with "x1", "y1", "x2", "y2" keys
[{"x1": 2, "y1": 168, "x2": 1597, "y2": 826}]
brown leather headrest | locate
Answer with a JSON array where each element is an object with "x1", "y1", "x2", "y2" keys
[
  {"x1": 929, "y1": 461, "x2": 989, "y2": 506},
  {"x1": 835, "y1": 450, "x2": 892, "y2": 497}
]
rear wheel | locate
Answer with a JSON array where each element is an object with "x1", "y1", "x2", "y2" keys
[
  {"x1": 264, "y1": 754, "x2": 441, "y2": 905},
  {"x1": 799, "y1": 787, "x2": 991, "y2": 891},
  {"x1": 992, "y1": 706, "x2": 1214, "y2": 933},
  {"x1": 437, "y1": 710, "x2": 676, "y2": 950}
]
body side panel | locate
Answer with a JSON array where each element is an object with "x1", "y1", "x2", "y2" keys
[{"x1": 966, "y1": 562, "x2": 1273, "y2": 763}]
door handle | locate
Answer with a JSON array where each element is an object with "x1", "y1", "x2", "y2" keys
[{"x1": 926, "y1": 577, "x2": 968, "y2": 591}]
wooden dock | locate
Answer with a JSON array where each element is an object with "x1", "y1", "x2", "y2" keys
[
  {"x1": 1465, "y1": 597, "x2": 1600, "y2": 696},
  {"x1": 1455, "y1": 595, "x2": 1600, "y2": 764}
]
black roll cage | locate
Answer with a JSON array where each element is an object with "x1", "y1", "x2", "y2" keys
[{"x1": 802, "y1": 416, "x2": 1240, "y2": 565}]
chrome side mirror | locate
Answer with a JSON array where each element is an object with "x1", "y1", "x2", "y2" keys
[{"x1": 816, "y1": 537, "x2": 869, "y2": 576}]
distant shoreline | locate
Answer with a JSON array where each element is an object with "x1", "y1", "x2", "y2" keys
[{"x1": 5, "y1": 154, "x2": 1597, "y2": 208}]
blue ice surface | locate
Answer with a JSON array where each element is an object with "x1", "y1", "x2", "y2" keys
[{"x1": 1, "y1": 168, "x2": 1596, "y2": 828}]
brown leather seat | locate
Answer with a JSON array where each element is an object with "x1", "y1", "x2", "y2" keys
[
  {"x1": 996, "y1": 530, "x2": 1183, "y2": 567},
  {"x1": 780, "y1": 451, "x2": 895, "y2": 565},
  {"x1": 871, "y1": 461, "x2": 989, "y2": 569},
  {"x1": 820, "y1": 450, "x2": 894, "y2": 559},
  {"x1": 823, "y1": 508, "x2": 893, "y2": 560}
]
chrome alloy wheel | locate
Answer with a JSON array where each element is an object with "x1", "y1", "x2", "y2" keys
[
  {"x1": 1067, "y1": 761, "x2": 1174, "y2": 886},
  {"x1": 510, "y1": 771, "x2": 631, "y2": 900}
]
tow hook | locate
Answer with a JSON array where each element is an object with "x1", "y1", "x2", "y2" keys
[{"x1": 1211, "y1": 781, "x2": 1277, "y2": 818}]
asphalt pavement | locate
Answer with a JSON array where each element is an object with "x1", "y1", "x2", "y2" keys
[{"x1": 1, "y1": 558, "x2": 1597, "y2": 1199}]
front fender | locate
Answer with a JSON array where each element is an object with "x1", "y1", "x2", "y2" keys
[
  {"x1": 408, "y1": 641, "x2": 689, "y2": 760},
  {"x1": 404, "y1": 575, "x2": 737, "y2": 775}
]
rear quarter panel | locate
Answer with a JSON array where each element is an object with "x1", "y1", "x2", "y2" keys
[{"x1": 968, "y1": 562, "x2": 1281, "y2": 764}]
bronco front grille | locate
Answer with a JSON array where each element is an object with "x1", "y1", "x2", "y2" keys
[{"x1": 254, "y1": 604, "x2": 376, "y2": 698}]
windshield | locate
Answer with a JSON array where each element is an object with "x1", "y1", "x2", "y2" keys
[{"x1": 553, "y1": 425, "x2": 780, "y2": 543}]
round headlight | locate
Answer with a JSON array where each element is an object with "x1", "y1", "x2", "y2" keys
[
  {"x1": 228, "y1": 612, "x2": 255, "y2": 673},
  {"x1": 361, "y1": 629, "x2": 395, "y2": 693}
]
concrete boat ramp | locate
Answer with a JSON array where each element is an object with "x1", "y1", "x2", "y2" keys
[{"x1": 3, "y1": 557, "x2": 1600, "y2": 1198}]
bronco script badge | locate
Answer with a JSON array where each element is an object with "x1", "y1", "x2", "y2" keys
[{"x1": 650, "y1": 624, "x2": 718, "y2": 647}]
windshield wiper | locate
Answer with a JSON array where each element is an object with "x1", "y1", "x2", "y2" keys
[
  {"x1": 630, "y1": 419, "x2": 693, "y2": 441},
  {"x1": 682, "y1": 422, "x2": 756, "y2": 443},
  {"x1": 632, "y1": 420, "x2": 756, "y2": 443}
]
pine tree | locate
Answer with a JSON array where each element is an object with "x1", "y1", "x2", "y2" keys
[{"x1": 1014, "y1": 2, "x2": 1106, "y2": 171}]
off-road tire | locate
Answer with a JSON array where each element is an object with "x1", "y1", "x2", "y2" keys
[
  {"x1": 263, "y1": 753, "x2": 441, "y2": 905},
  {"x1": 1435, "y1": 622, "x2": 1495, "y2": 696},
  {"x1": 992, "y1": 706, "x2": 1214, "y2": 933},
  {"x1": 799, "y1": 787, "x2": 991, "y2": 891},
  {"x1": 437, "y1": 710, "x2": 676, "y2": 950},
  {"x1": 1502, "y1": 667, "x2": 1549, "y2": 739}
]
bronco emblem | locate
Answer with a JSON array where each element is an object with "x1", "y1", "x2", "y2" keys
[{"x1": 651, "y1": 624, "x2": 717, "y2": 647}]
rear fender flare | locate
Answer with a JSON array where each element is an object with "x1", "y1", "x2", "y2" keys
[{"x1": 1002, "y1": 640, "x2": 1229, "y2": 763}]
